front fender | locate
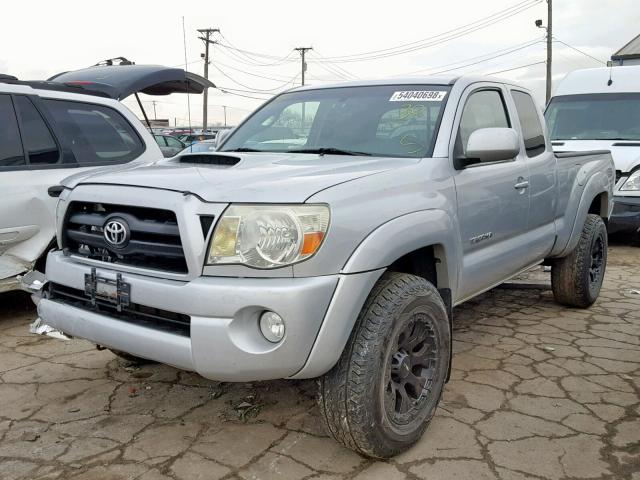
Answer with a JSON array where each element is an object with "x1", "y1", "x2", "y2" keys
[{"x1": 341, "y1": 209, "x2": 460, "y2": 293}]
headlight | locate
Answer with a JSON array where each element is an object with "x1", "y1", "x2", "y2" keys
[
  {"x1": 207, "y1": 204, "x2": 330, "y2": 268},
  {"x1": 620, "y1": 170, "x2": 640, "y2": 191}
]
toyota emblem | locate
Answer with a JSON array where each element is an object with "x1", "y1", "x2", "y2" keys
[{"x1": 104, "y1": 218, "x2": 130, "y2": 248}]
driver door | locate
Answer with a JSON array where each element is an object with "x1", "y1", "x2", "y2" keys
[{"x1": 452, "y1": 85, "x2": 531, "y2": 301}]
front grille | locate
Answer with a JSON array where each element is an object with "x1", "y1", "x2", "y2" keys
[
  {"x1": 62, "y1": 202, "x2": 188, "y2": 273},
  {"x1": 48, "y1": 283, "x2": 191, "y2": 336}
]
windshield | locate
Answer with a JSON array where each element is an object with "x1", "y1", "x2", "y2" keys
[
  {"x1": 545, "y1": 93, "x2": 640, "y2": 141},
  {"x1": 221, "y1": 85, "x2": 451, "y2": 158}
]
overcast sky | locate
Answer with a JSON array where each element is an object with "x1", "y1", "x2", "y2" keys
[{"x1": 2, "y1": 0, "x2": 638, "y2": 127}]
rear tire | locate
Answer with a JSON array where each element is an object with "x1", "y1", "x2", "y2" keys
[
  {"x1": 551, "y1": 214, "x2": 607, "y2": 308},
  {"x1": 318, "y1": 272, "x2": 450, "y2": 458}
]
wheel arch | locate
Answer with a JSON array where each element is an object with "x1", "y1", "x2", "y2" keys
[
  {"x1": 293, "y1": 211, "x2": 459, "y2": 380},
  {"x1": 551, "y1": 171, "x2": 612, "y2": 258},
  {"x1": 341, "y1": 209, "x2": 459, "y2": 294}
]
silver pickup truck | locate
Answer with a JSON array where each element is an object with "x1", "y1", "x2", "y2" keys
[{"x1": 36, "y1": 76, "x2": 614, "y2": 458}]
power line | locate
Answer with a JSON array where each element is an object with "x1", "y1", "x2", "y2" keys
[
  {"x1": 214, "y1": 55, "x2": 297, "y2": 82},
  {"x1": 217, "y1": 42, "x2": 296, "y2": 66},
  {"x1": 552, "y1": 37, "x2": 607, "y2": 65},
  {"x1": 218, "y1": 33, "x2": 297, "y2": 66},
  {"x1": 307, "y1": 57, "x2": 352, "y2": 81},
  {"x1": 211, "y1": 0, "x2": 540, "y2": 68},
  {"x1": 314, "y1": 0, "x2": 542, "y2": 62},
  {"x1": 211, "y1": 62, "x2": 298, "y2": 92},
  {"x1": 217, "y1": 88, "x2": 273, "y2": 100},
  {"x1": 486, "y1": 60, "x2": 546, "y2": 75},
  {"x1": 403, "y1": 37, "x2": 544, "y2": 75},
  {"x1": 214, "y1": 43, "x2": 292, "y2": 68},
  {"x1": 308, "y1": 50, "x2": 358, "y2": 80}
]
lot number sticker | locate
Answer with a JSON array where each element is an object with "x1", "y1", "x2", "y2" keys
[{"x1": 389, "y1": 90, "x2": 447, "y2": 102}]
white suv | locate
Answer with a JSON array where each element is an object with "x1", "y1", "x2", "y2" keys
[{"x1": 0, "y1": 64, "x2": 212, "y2": 292}]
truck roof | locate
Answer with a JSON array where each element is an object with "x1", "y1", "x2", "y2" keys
[
  {"x1": 287, "y1": 74, "x2": 525, "y2": 93},
  {"x1": 553, "y1": 65, "x2": 640, "y2": 96}
]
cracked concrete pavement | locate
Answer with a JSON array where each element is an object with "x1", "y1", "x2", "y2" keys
[{"x1": 0, "y1": 244, "x2": 638, "y2": 480}]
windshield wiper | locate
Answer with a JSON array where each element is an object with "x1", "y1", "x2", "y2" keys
[
  {"x1": 222, "y1": 147, "x2": 264, "y2": 152},
  {"x1": 592, "y1": 138, "x2": 639, "y2": 141},
  {"x1": 288, "y1": 147, "x2": 373, "y2": 156}
]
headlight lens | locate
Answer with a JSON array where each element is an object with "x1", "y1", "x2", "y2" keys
[
  {"x1": 620, "y1": 170, "x2": 640, "y2": 191},
  {"x1": 208, "y1": 204, "x2": 330, "y2": 268}
]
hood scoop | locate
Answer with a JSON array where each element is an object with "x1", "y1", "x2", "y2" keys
[{"x1": 178, "y1": 153, "x2": 241, "y2": 166}]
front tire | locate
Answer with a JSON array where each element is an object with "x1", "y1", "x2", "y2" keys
[
  {"x1": 551, "y1": 214, "x2": 608, "y2": 308},
  {"x1": 318, "y1": 272, "x2": 450, "y2": 458}
]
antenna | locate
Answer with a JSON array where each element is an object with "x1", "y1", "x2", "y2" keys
[
  {"x1": 182, "y1": 16, "x2": 193, "y2": 135},
  {"x1": 607, "y1": 63, "x2": 614, "y2": 87}
]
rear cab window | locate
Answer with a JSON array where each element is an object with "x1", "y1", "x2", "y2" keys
[
  {"x1": 511, "y1": 90, "x2": 546, "y2": 157},
  {"x1": 43, "y1": 99, "x2": 145, "y2": 166}
]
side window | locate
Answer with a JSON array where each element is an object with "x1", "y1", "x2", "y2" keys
[
  {"x1": 0, "y1": 95, "x2": 26, "y2": 167},
  {"x1": 43, "y1": 99, "x2": 145, "y2": 166},
  {"x1": 14, "y1": 96, "x2": 60, "y2": 165},
  {"x1": 512, "y1": 90, "x2": 546, "y2": 157},
  {"x1": 456, "y1": 90, "x2": 510, "y2": 158},
  {"x1": 154, "y1": 135, "x2": 167, "y2": 147}
]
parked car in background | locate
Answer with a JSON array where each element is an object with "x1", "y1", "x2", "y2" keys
[
  {"x1": 546, "y1": 65, "x2": 640, "y2": 240},
  {"x1": 0, "y1": 64, "x2": 212, "y2": 292},
  {"x1": 179, "y1": 139, "x2": 217, "y2": 154},
  {"x1": 154, "y1": 134, "x2": 186, "y2": 157},
  {"x1": 179, "y1": 133, "x2": 217, "y2": 145},
  {"x1": 36, "y1": 76, "x2": 614, "y2": 457}
]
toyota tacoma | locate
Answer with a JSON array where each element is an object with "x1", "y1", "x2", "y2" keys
[{"x1": 35, "y1": 76, "x2": 614, "y2": 457}]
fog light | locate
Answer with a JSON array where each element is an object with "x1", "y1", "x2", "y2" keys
[{"x1": 259, "y1": 311, "x2": 285, "y2": 343}]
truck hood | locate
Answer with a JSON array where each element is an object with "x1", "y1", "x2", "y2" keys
[
  {"x1": 552, "y1": 140, "x2": 640, "y2": 173},
  {"x1": 63, "y1": 152, "x2": 418, "y2": 203}
]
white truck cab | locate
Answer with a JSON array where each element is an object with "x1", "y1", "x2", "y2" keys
[
  {"x1": 0, "y1": 64, "x2": 213, "y2": 292},
  {"x1": 545, "y1": 65, "x2": 640, "y2": 239}
]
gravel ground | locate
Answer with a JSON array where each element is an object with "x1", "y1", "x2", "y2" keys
[{"x1": 0, "y1": 243, "x2": 638, "y2": 480}]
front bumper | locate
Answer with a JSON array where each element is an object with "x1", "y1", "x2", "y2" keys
[
  {"x1": 608, "y1": 195, "x2": 640, "y2": 235},
  {"x1": 38, "y1": 251, "x2": 382, "y2": 381}
]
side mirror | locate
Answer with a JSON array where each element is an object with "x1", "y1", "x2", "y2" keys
[
  {"x1": 456, "y1": 127, "x2": 520, "y2": 169},
  {"x1": 215, "y1": 129, "x2": 231, "y2": 150}
]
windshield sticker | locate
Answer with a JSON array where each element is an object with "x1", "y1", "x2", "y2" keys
[
  {"x1": 398, "y1": 104, "x2": 426, "y2": 120},
  {"x1": 390, "y1": 90, "x2": 447, "y2": 102}
]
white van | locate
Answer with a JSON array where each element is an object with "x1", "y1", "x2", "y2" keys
[{"x1": 545, "y1": 65, "x2": 640, "y2": 239}]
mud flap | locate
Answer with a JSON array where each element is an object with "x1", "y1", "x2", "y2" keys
[{"x1": 438, "y1": 288, "x2": 453, "y2": 382}]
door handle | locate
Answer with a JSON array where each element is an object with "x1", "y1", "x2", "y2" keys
[{"x1": 514, "y1": 180, "x2": 529, "y2": 190}]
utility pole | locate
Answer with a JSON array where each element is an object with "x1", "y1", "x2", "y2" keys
[
  {"x1": 198, "y1": 28, "x2": 220, "y2": 131},
  {"x1": 222, "y1": 105, "x2": 227, "y2": 126},
  {"x1": 151, "y1": 101, "x2": 157, "y2": 120},
  {"x1": 546, "y1": 0, "x2": 552, "y2": 104},
  {"x1": 294, "y1": 47, "x2": 312, "y2": 86},
  {"x1": 536, "y1": 0, "x2": 552, "y2": 103}
]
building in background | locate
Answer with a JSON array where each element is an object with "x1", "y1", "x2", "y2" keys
[
  {"x1": 139, "y1": 118, "x2": 170, "y2": 127},
  {"x1": 610, "y1": 34, "x2": 640, "y2": 66}
]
